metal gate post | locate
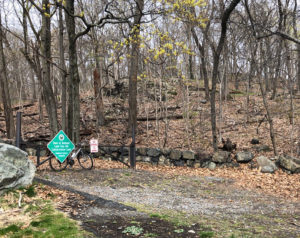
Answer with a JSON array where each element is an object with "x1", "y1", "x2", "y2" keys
[
  {"x1": 129, "y1": 126, "x2": 136, "y2": 169},
  {"x1": 15, "y1": 112, "x2": 22, "y2": 148}
]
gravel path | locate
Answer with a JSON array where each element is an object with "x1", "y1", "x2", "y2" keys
[{"x1": 36, "y1": 168, "x2": 300, "y2": 237}]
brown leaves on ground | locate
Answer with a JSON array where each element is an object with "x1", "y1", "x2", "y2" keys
[{"x1": 92, "y1": 160, "x2": 300, "y2": 201}]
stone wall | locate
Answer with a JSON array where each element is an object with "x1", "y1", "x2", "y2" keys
[
  {"x1": 2, "y1": 138, "x2": 299, "y2": 174},
  {"x1": 97, "y1": 146, "x2": 213, "y2": 168}
]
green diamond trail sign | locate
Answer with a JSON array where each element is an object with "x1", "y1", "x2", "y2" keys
[{"x1": 47, "y1": 130, "x2": 75, "y2": 163}]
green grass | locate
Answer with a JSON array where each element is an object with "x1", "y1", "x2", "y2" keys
[
  {"x1": 1, "y1": 205, "x2": 87, "y2": 238},
  {"x1": 0, "y1": 224, "x2": 21, "y2": 236},
  {"x1": 0, "y1": 185, "x2": 90, "y2": 238},
  {"x1": 199, "y1": 231, "x2": 214, "y2": 238}
]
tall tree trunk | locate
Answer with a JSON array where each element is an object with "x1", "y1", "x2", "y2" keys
[
  {"x1": 128, "y1": 0, "x2": 144, "y2": 132},
  {"x1": 93, "y1": 40, "x2": 106, "y2": 126},
  {"x1": 30, "y1": 69, "x2": 37, "y2": 101},
  {"x1": 191, "y1": 28, "x2": 210, "y2": 100},
  {"x1": 41, "y1": 0, "x2": 58, "y2": 137},
  {"x1": 65, "y1": 0, "x2": 80, "y2": 143},
  {"x1": 93, "y1": 69, "x2": 105, "y2": 126},
  {"x1": 258, "y1": 41, "x2": 278, "y2": 155},
  {"x1": 297, "y1": 44, "x2": 300, "y2": 91},
  {"x1": 271, "y1": 38, "x2": 283, "y2": 99},
  {"x1": 210, "y1": 0, "x2": 241, "y2": 151},
  {"x1": 0, "y1": 11, "x2": 15, "y2": 138},
  {"x1": 271, "y1": 0, "x2": 284, "y2": 100},
  {"x1": 58, "y1": 7, "x2": 67, "y2": 132}
]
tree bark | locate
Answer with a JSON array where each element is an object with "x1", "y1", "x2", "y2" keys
[
  {"x1": 0, "y1": 11, "x2": 15, "y2": 138},
  {"x1": 128, "y1": 0, "x2": 144, "y2": 132},
  {"x1": 65, "y1": 0, "x2": 81, "y2": 143},
  {"x1": 93, "y1": 69, "x2": 105, "y2": 126},
  {"x1": 210, "y1": 0, "x2": 241, "y2": 151},
  {"x1": 41, "y1": 0, "x2": 58, "y2": 137},
  {"x1": 58, "y1": 7, "x2": 67, "y2": 132},
  {"x1": 191, "y1": 27, "x2": 210, "y2": 100}
]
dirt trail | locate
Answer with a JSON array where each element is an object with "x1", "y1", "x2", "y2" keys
[{"x1": 36, "y1": 166, "x2": 300, "y2": 238}]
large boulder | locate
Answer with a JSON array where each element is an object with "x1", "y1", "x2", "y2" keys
[
  {"x1": 0, "y1": 143, "x2": 36, "y2": 193},
  {"x1": 235, "y1": 151, "x2": 254, "y2": 163},
  {"x1": 212, "y1": 151, "x2": 231, "y2": 163},
  {"x1": 278, "y1": 155, "x2": 300, "y2": 173},
  {"x1": 256, "y1": 156, "x2": 277, "y2": 173}
]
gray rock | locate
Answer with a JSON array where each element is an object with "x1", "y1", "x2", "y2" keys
[
  {"x1": 261, "y1": 166, "x2": 275, "y2": 173},
  {"x1": 186, "y1": 160, "x2": 194, "y2": 167},
  {"x1": 110, "y1": 146, "x2": 119, "y2": 152},
  {"x1": 170, "y1": 150, "x2": 182, "y2": 160},
  {"x1": 0, "y1": 143, "x2": 35, "y2": 193},
  {"x1": 202, "y1": 161, "x2": 211, "y2": 168},
  {"x1": 235, "y1": 151, "x2": 254, "y2": 163},
  {"x1": 226, "y1": 162, "x2": 240, "y2": 168},
  {"x1": 123, "y1": 157, "x2": 129, "y2": 163},
  {"x1": 147, "y1": 148, "x2": 161, "y2": 157},
  {"x1": 159, "y1": 155, "x2": 166, "y2": 165},
  {"x1": 40, "y1": 150, "x2": 47, "y2": 157},
  {"x1": 212, "y1": 151, "x2": 231, "y2": 163},
  {"x1": 151, "y1": 157, "x2": 159, "y2": 163},
  {"x1": 255, "y1": 145, "x2": 271, "y2": 152},
  {"x1": 270, "y1": 156, "x2": 280, "y2": 162},
  {"x1": 251, "y1": 138, "x2": 259, "y2": 144},
  {"x1": 142, "y1": 157, "x2": 151, "y2": 163},
  {"x1": 182, "y1": 151, "x2": 195, "y2": 160},
  {"x1": 161, "y1": 148, "x2": 171, "y2": 156},
  {"x1": 172, "y1": 160, "x2": 185, "y2": 167},
  {"x1": 111, "y1": 152, "x2": 119, "y2": 158},
  {"x1": 194, "y1": 162, "x2": 201, "y2": 168},
  {"x1": 278, "y1": 155, "x2": 300, "y2": 173},
  {"x1": 101, "y1": 146, "x2": 110, "y2": 153},
  {"x1": 25, "y1": 148, "x2": 37, "y2": 156},
  {"x1": 256, "y1": 156, "x2": 277, "y2": 172},
  {"x1": 208, "y1": 162, "x2": 216, "y2": 170},
  {"x1": 136, "y1": 147, "x2": 147, "y2": 156},
  {"x1": 120, "y1": 147, "x2": 129, "y2": 156},
  {"x1": 136, "y1": 156, "x2": 143, "y2": 162},
  {"x1": 164, "y1": 159, "x2": 171, "y2": 166}
]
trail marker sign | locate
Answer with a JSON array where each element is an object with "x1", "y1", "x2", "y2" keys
[{"x1": 47, "y1": 130, "x2": 75, "y2": 163}]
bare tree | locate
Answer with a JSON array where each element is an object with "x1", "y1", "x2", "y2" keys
[{"x1": 0, "y1": 10, "x2": 15, "y2": 138}]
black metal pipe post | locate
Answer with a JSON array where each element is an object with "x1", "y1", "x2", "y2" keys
[
  {"x1": 129, "y1": 126, "x2": 136, "y2": 169},
  {"x1": 36, "y1": 142, "x2": 42, "y2": 166},
  {"x1": 15, "y1": 112, "x2": 22, "y2": 148}
]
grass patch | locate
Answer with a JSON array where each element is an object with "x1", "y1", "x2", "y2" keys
[
  {"x1": 0, "y1": 185, "x2": 90, "y2": 238},
  {"x1": 123, "y1": 202, "x2": 290, "y2": 238},
  {"x1": 199, "y1": 231, "x2": 214, "y2": 238},
  {"x1": 0, "y1": 224, "x2": 21, "y2": 236},
  {"x1": 143, "y1": 232, "x2": 158, "y2": 237}
]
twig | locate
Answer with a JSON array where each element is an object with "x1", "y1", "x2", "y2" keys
[{"x1": 18, "y1": 192, "x2": 23, "y2": 208}]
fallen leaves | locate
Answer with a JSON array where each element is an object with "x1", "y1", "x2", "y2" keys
[{"x1": 91, "y1": 160, "x2": 300, "y2": 201}]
